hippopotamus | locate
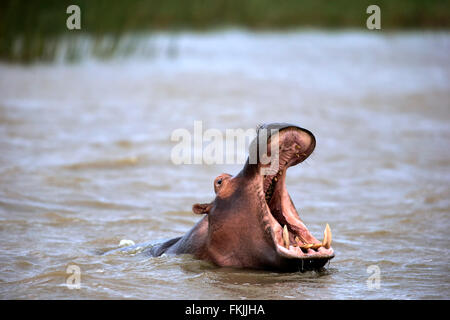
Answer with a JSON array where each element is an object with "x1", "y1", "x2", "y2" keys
[{"x1": 147, "y1": 123, "x2": 334, "y2": 272}]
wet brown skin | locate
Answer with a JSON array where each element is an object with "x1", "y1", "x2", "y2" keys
[{"x1": 149, "y1": 123, "x2": 334, "y2": 272}]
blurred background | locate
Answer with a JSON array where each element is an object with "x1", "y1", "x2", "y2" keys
[
  {"x1": 1, "y1": 0, "x2": 450, "y2": 62},
  {"x1": 0, "y1": 1, "x2": 449, "y2": 299}
]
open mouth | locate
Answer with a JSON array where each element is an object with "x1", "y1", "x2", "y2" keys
[{"x1": 260, "y1": 128, "x2": 334, "y2": 262}]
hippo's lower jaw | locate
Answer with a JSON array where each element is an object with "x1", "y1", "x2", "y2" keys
[{"x1": 259, "y1": 127, "x2": 335, "y2": 268}]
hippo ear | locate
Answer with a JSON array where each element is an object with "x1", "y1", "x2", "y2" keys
[{"x1": 192, "y1": 203, "x2": 212, "y2": 215}]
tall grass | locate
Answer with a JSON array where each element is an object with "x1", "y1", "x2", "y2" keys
[{"x1": 1, "y1": 0, "x2": 449, "y2": 63}]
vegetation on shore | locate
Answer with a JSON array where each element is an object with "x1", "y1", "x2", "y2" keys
[{"x1": 1, "y1": 0, "x2": 449, "y2": 63}]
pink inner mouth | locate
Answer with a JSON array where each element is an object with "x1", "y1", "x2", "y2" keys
[{"x1": 260, "y1": 128, "x2": 334, "y2": 260}]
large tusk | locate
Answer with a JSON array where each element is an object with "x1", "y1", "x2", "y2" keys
[
  {"x1": 322, "y1": 223, "x2": 332, "y2": 249},
  {"x1": 283, "y1": 225, "x2": 290, "y2": 248}
]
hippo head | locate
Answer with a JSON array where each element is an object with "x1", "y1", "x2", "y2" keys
[{"x1": 193, "y1": 123, "x2": 334, "y2": 272}]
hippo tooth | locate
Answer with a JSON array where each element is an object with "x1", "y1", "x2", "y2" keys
[
  {"x1": 311, "y1": 243, "x2": 322, "y2": 249},
  {"x1": 283, "y1": 225, "x2": 290, "y2": 248},
  {"x1": 322, "y1": 223, "x2": 332, "y2": 249}
]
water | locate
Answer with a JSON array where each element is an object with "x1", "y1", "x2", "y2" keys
[{"x1": 0, "y1": 30, "x2": 449, "y2": 299}]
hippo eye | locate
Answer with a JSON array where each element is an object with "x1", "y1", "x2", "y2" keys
[{"x1": 217, "y1": 179, "x2": 222, "y2": 185}]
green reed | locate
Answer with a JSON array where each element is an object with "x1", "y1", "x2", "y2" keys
[{"x1": 1, "y1": 0, "x2": 449, "y2": 63}]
